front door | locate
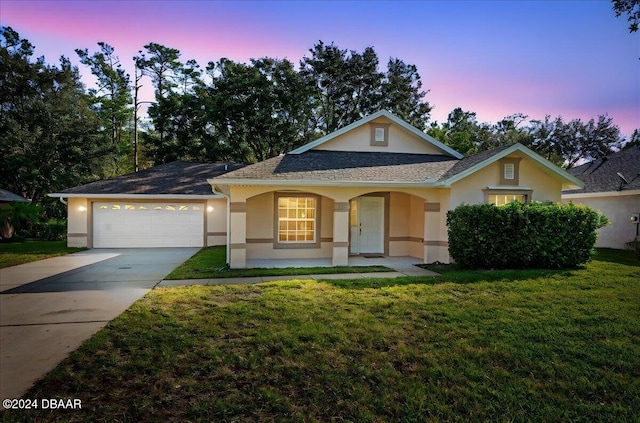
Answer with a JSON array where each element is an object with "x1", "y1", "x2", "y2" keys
[{"x1": 350, "y1": 196, "x2": 384, "y2": 254}]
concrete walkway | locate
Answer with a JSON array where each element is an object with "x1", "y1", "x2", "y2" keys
[
  {"x1": 0, "y1": 248, "x2": 199, "y2": 402},
  {"x1": 158, "y1": 264, "x2": 438, "y2": 287}
]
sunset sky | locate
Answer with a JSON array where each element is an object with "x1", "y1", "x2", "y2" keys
[{"x1": 2, "y1": 0, "x2": 639, "y2": 137}]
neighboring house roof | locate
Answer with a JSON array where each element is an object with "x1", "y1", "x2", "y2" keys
[
  {"x1": 289, "y1": 110, "x2": 464, "y2": 159},
  {"x1": 0, "y1": 189, "x2": 31, "y2": 203},
  {"x1": 211, "y1": 143, "x2": 583, "y2": 190},
  {"x1": 564, "y1": 146, "x2": 640, "y2": 194},
  {"x1": 49, "y1": 161, "x2": 244, "y2": 198}
]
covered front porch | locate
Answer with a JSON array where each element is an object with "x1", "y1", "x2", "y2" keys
[{"x1": 224, "y1": 185, "x2": 451, "y2": 269}]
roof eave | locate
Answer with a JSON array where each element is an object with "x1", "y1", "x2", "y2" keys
[
  {"x1": 47, "y1": 193, "x2": 224, "y2": 199},
  {"x1": 207, "y1": 178, "x2": 442, "y2": 188},
  {"x1": 562, "y1": 188, "x2": 640, "y2": 198}
]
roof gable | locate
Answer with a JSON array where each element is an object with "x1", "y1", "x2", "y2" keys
[
  {"x1": 437, "y1": 143, "x2": 584, "y2": 190},
  {"x1": 289, "y1": 110, "x2": 463, "y2": 159}
]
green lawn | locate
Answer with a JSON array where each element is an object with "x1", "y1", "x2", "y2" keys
[
  {"x1": 0, "y1": 240, "x2": 85, "y2": 269},
  {"x1": 2, "y1": 249, "x2": 638, "y2": 422},
  {"x1": 165, "y1": 245, "x2": 392, "y2": 279}
]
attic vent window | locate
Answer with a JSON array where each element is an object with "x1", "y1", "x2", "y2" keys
[
  {"x1": 369, "y1": 123, "x2": 390, "y2": 147},
  {"x1": 504, "y1": 163, "x2": 515, "y2": 180},
  {"x1": 374, "y1": 128, "x2": 385, "y2": 142},
  {"x1": 498, "y1": 158, "x2": 521, "y2": 185}
]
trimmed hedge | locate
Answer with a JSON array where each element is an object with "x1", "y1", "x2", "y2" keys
[
  {"x1": 29, "y1": 219, "x2": 67, "y2": 241},
  {"x1": 447, "y1": 202, "x2": 608, "y2": 269}
]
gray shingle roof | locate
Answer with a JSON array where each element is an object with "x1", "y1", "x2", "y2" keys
[
  {"x1": 0, "y1": 189, "x2": 31, "y2": 203},
  {"x1": 211, "y1": 151, "x2": 460, "y2": 183},
  {"x1": 56, "y1": 161, "x2": 244, "y2": 195},
  {"x1": 565, "y1": 146, "x2": 640, "y2": 194}
]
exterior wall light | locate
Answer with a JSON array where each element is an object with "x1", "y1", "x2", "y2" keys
[
  {"x1": 78, "y1": 206, "x2": 86, "y2": 212},
  {"x1": 207, "y1": 206, "x2": 214, "y2": 213}
]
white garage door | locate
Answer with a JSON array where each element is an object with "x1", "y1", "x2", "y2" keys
[{"x1": 93, "y1": 202, "x2": 204, "y2": 248}]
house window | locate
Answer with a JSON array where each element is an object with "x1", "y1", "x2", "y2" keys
[
  {"x1": 369, "y1": 123, "x2": 390, "y2": 146},
  {"x1": 488, "y1": 194, "x2": 526, "y2": 206},
  {"x1": 277, "y1": 196, "x2": 317, "y2": 243}
]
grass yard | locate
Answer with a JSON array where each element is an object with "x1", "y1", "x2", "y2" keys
[
  {"x1": 2, "y1": 249, "x2": 639, "y2": 422},
  {"x1": 166, "y1": 245, "x2": 391, "y2": 279},
  {"x1": 0, "y1": 240, "x2": 84, "y2": 269}
]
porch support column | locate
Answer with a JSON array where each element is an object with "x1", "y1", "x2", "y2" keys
[
  {"x1": 332, "y1": 202, "x2": 350, "y2": 266},
  {"x1": 229, "y1": 201, "x2": 247, "y2": 268},
  {"x1": 423, "y1": 202, "x2": 444, "y2": 264}
]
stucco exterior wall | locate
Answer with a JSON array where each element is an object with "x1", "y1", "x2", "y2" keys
[
  {"x1": 519, "y1": 159, "x2": 562, "y2": 203},
  {"x1": 67, "y1": 197, "x2": 89, "y2": 248},
  {"x1": 244, "y1": 191, "x2": 335, "y2": 260},
  {"x1": 409, "y1": 194, "x2": 425, "y2": 258},
  {"x1": 315, "y1": 119, "x2": 445, "y2": 155},
  {"x1": 206, "y1": 198, "x2": 228, "y2": 246},
  {"x1": 449, "y1": 155, "x2": 562, "y2": 209},
  {"x1": 231, "y1": 185, "x2": 446, "y2": 262},
  {"x1": 562, "y1": 193, "x2": 640, "y2": 249},
  {"x1": 389, "y1": 192, "x2": 410, "y2": 256}
]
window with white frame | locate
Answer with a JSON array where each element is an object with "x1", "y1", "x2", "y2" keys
[
  {"x1": 488, "y1": 193, "x2": 526, "y2": 206},
  {"x1": 277, "y1": 196, "x2": 317, "y2": 243}
]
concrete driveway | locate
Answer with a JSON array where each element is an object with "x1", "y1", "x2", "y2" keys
[{"x1": 0, "y1": 248, "x2": 199, "y2": 401}]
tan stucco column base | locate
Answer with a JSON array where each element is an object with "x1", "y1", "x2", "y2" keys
[
  {"x1": 332, "y1": 202, "x2": 350, "y2": 266},
  {"x1": 229, "y1": 202, "x2": 247, "y2": 268}
]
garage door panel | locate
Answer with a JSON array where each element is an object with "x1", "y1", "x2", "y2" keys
[{"x1": 93, "y1": 202, "x2": 204, "y2": 248}]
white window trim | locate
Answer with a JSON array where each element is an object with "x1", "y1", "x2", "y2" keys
[{"x1": 274, "y1": 194, "x2": 321, "y2": 248}]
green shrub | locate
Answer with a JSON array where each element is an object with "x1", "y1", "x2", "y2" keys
[
  {"x1": 625, "y1": 238, "x2": 640, "y2": 260},
  {"x1": 447, "y1": 202, "x2": 608, "y2": 269},
  {"x1": 30, "y1": 219, "x2": 67, "y2": 241}
]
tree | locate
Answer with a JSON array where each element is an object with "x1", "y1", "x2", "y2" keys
[
  {"x1": 612, "y1": 0, "x2": 640, "y2": 32},
  {"x1": 527, "y1": 115, "x2": 565, "y2": 165},
  {"x1": 134, "y1": 43, "x2": 184, "y2": 163},
  {"x1": 76, "y1": 42, "x2": 132, "y2": 174},
  {"x1": 0, "y1": 202, "x2": 42, "y2": 240},
  {"x1": 381, "y1": 58, "x2": 432, "y2": 130},
  {"x1": 1, "y1": 27, "x2": 107, "y2": 217},
  {"x1": 428, "y1": 107, "x2": 479, "y2": 156},
  {"x1": 559, "y1": 115, "x2": 622, "y2": 168},
  {"x1": 623, "y1": 128, "x2": 640, "y2": 148},
  {"x1": 300, "y1": 41, "x2": 383, "y2": 134},
  {"x1": 205, "y1": 57, "x2": 312, "y2": 163}
]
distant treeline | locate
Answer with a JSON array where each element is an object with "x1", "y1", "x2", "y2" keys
[{"x1": 1, "y1": 26, "x2": 637, "y2": 216}]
